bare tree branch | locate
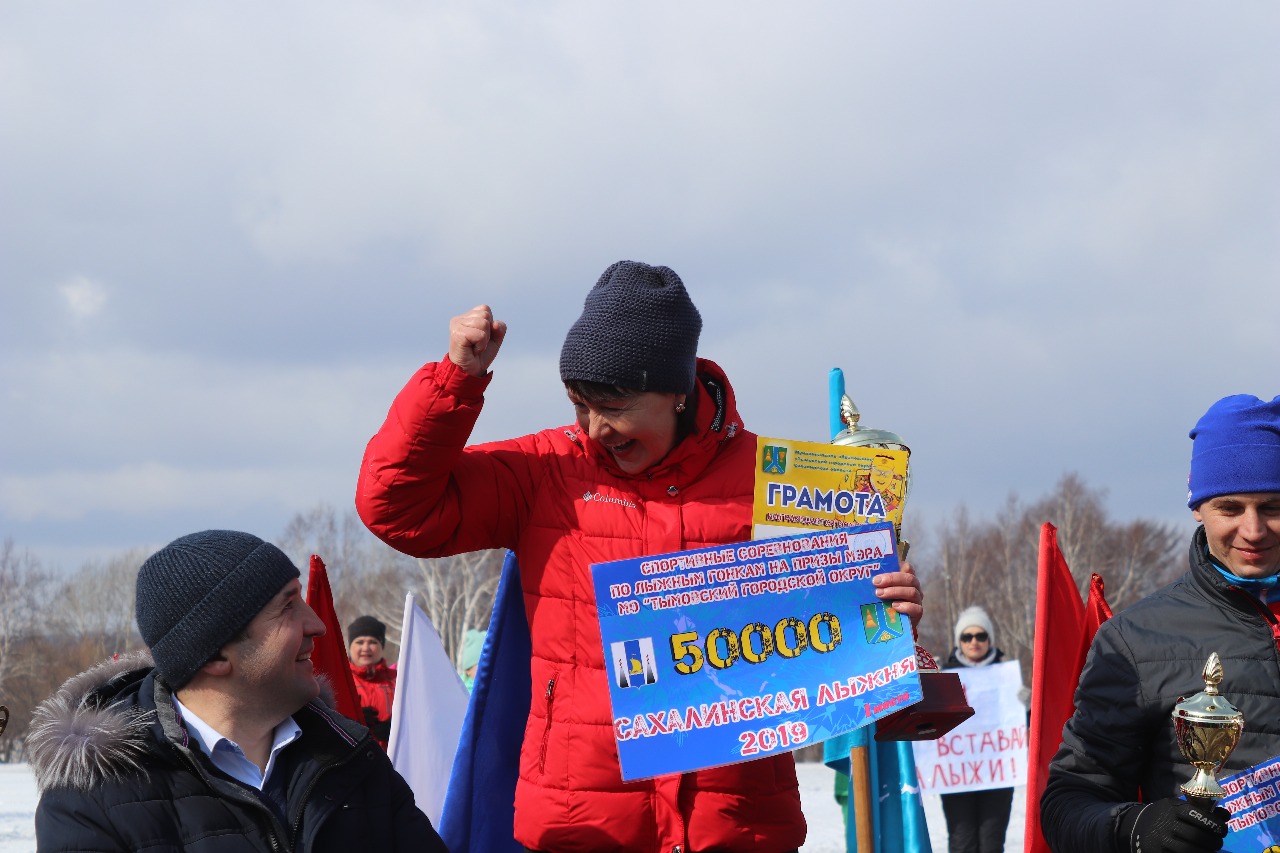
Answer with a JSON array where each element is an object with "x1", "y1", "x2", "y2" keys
[{"x1": 917, "y1": 473, "x2": 1183, "y2": 687}]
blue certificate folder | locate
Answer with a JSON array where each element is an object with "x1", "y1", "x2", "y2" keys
[
  {"x1": 1221, "y1": 754, "x2": 1280, "y2": 852},
  {"x1": 591, "y1": 521, "x2": 923, "y2": 781}
]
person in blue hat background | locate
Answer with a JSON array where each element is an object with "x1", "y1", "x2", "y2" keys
[{"x1": 1043, "y1": 394, "x2": 1280, "y2": 853}]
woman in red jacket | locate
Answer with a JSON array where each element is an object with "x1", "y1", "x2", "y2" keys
[
  {"x1": 347, "y1": 615, "x2": 396, "y2": 750},
  {"x1": 356, "y1": 260, "x2": 923, "y2": 853}
]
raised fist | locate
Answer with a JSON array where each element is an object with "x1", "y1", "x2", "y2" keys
[{"x1": 449, "y1": 304, "x2": 507, "y2": 377}]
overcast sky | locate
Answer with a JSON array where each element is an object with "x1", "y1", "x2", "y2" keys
[{"x1": 3, "y1": 2, "x2": 1278, "y2": 572}]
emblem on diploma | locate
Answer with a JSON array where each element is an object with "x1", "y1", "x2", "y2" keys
[{"x1": 1173, "y1": 652, "x2": 1244, "y2": 806}]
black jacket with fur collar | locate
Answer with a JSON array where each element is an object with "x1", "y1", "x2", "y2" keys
[{"x1": 28, "y1": 652, "x2": 447, "y2": 853}]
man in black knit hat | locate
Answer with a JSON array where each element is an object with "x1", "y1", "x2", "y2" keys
[{"x1": 29, "y1": 528, "x2": 447, "y2": 853}]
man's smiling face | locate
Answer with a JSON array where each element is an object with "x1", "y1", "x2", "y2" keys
[
  {"x1": 225, "y1": 578, "x2": 326, "y2": 715},
  {"x1": 1194, "y1": 492, "x2": 1280, "y2": 579}
]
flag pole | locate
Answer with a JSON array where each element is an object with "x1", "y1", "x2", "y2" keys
[{"x1": 830, "y1": 368, "x2": 875, "y2": 853}]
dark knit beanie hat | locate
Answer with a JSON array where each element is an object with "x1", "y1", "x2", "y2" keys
[
  {"x1": 559, "y1": 260, "x2": 702, "y2": 395},
  {"x1": 1188, "y1": 394, "x2": 1280, "y2": 508},
  {"x1": 347, "y1": 615, "x2": 387, "y2": 647},
  {"x1": 135, "y1": 529, "x2": 301, "y2": 689}
]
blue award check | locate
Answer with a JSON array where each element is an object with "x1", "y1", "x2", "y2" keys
[
  {"x1": 591, "y1": 521, "x2": 922, "y2": 781},
  {"x1": 1220, "y1": 754, "x2": 1280, "y2": 851}
]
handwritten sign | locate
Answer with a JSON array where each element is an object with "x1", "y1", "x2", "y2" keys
[
  {"x1": 910, "y1": 661, "x2": 1027, "y2": 793},
  {"x1": 592, "y1": 522, "x2": 922, "y2": 781}
]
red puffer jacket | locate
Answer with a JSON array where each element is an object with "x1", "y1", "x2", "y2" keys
[
  {"x1": 357, "y1": 355, "x2": 805, "y2": 853},
  {"x1": 349, "y1": 658, "x2": 396, "y2": 749}
]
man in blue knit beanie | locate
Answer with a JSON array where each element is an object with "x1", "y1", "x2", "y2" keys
[
  {"x1": 31, "y1": 529, "x2": 448, "y2": 852},
  {"x1": 1043, "y1": 395, "x2": 1280, "y2": 853}
]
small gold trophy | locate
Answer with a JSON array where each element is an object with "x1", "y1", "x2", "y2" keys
[
  {"x1": 831, "y1": 395, "x2": 913, "y2": 555},
  {"x1": 1172, "y1": 653, "x2": 1244, "y2": 806}
]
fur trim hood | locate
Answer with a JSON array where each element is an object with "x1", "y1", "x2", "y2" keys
[
  {"x1": 28, "y1": 651, "x2": 346, "y2": 794},
  {"x1": 27, "y1": 651, "x2": 158, "y2": 793}
]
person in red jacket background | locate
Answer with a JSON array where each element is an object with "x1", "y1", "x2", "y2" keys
[
  {"x1": 356, "y1": 260, "x2": 924, "y2": 853},
  {"x1": 347, "y1": 615, "x2": 396, "y2": 750}
]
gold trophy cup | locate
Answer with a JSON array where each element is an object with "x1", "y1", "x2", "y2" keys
[
  {"x1": 1172, "y1": 652, "x2": 1244, "y2": 806},
  {"x1": 830, "y1": 393, "x2": 974, "y2": 742},
  {"x1": 829, "y1": 391, "x2": 974, "y2": 853}
]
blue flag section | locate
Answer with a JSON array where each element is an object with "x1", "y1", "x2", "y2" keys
[
  {"x1": 824, "y1": 732, "x2": 934, "y2": 853},
  {"x1": 439, "y1": 552, "x2": 530, "y2": 853},
  {"x1": 824, "y1": 365, "x2": 933, "y2": 853},
  {"x1": 1220, "y1": 755, "x2": 1280, "y2": 852},
  {"x1": 592, "y1": 522, "x2": 923, "y2": 782}
]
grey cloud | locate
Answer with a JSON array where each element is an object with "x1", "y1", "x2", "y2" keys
[{"x1": 1, "y1": 1, "x2": 1276, "y2": 568}]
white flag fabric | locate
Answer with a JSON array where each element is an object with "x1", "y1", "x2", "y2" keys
[{"x1": 388, "y1": 593, "x2": 470, "y2": 825}]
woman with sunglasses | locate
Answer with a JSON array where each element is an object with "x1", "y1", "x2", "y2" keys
[{"x1": 941, "y1": 605, "x2": 1014, "y2": 853}]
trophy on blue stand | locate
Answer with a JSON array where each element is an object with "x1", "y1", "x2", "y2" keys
[{"x1": 828, "y1": 377, "x2": 973, "y2": 742}]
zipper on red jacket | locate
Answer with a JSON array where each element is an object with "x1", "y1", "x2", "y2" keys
[
  {"x1": 539, "y1": 675, "x2": 557, "y2": 774},
  {"x1": 674, "y1": 772, "x2": 688, "y2": 853}
]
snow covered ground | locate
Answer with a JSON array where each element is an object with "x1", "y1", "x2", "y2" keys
[
  {"x1": 795, "y1": 760, "x2": 1026, "y2": 853},
  {"x1": 0, "y1": 765, "x2": 38, "y2": 853},
  {"x1": 0, "y1": 760, "x2": 1025, "y2": 852}
]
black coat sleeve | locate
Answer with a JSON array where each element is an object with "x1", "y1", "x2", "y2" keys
[
  {"x1": 384, "y1": 762, "x2": 450, "y2": 853},
  {"x1": 306, "y1": 742, "x2": 449, "y2": 853},
  {"x1": 35, "y1": 787, "x2": 129, "y2": 853},
  {"x1": 1040, "y1": 619, "x2": 1150, "y2": 853}
]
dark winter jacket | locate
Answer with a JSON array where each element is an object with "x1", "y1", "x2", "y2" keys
[
  {"x1": 942, "y1": 648, "x2": 1006, "y2": 670},
  {"x1": 357, "y1": 356, "x2": 806, "y2": 853},
  {"x1": 1041, "y1": 526, "x2": 1280, "y2": 853},
  {"x1": 29, "y1": 652, "x2": 447, "y2": 853}
]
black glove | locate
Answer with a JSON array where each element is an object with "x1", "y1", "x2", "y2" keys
[
  {"x1": 370, "y1": 717, "x2": 392, "y2": 742},
  {"x1": 1122, "y1": 798, "x2": 1229, "y2": 853},
  {"x1": 361, "y1": 706, "x2": 393, "y2": 741}
]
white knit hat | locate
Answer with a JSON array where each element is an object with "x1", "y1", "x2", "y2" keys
[{"x1": 953, "y1": 605, "x2": 995, "y2": 650}]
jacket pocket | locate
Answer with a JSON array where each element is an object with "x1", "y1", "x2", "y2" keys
[{"x1": 538, "y1": 674, "x2": 557, "y2": 775}]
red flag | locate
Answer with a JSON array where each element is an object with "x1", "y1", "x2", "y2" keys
[
  {"x1": 1080, "y1": 572, "x2": 1114, "y2": 669},
  {"x1": 1024, "y1": 523, "x2": 1112, "y2": 853},
  {"x1": 305, "y1": 554, "x2": 363, "y2": 723}
]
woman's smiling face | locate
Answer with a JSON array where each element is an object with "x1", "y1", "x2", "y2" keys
[
  {"x1": 569, "y1": 389, "x2": 683, "y2": 475},
  {"x1": 349, "y1": 636, "x2": 384, "y2": 667}
]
